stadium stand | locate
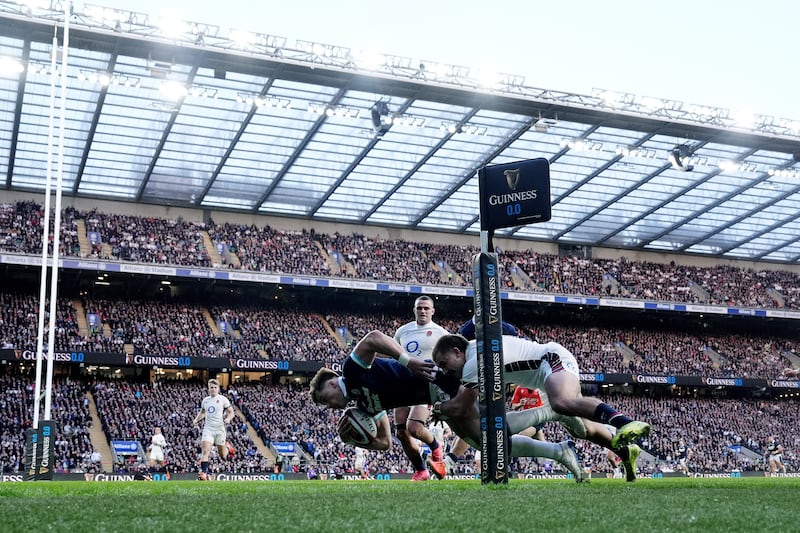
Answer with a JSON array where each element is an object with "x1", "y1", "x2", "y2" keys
[
  {"x1": 1, "y1": 203, "x2": 799, "y2": 478},
  {"x1": 4, "y1": 202, "x2": 800, "y2": 309}
]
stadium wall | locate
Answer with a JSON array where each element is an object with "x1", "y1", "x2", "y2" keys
[
  {"x1": 6, "y1": 190, "x2": 799, "y2": 274},
  {"x1": 1, "y1": 472, "x2": 794, "y2": 482}
]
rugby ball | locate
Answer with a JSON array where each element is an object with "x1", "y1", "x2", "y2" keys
[{"x1": 339, "y1": 407, "x2": 378, "y2": 446}]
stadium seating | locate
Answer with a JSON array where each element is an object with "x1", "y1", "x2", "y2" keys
[
  {"x1": 1, "y1": 200, "x2": 799, "y2": 476},
  {"x1": 3, "y1": 200, "x2": 799, "y2": 309}
]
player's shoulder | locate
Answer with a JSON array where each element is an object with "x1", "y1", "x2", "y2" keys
[
  {"x1": 394, "y1": 321, "x2": 416, "y2": 334},
  {"x1": 429, "y1": 321, "x2": 449, "y2": 334},
  {"x1": 461, "y1": 355, "x2": 479, "y2": 384}
]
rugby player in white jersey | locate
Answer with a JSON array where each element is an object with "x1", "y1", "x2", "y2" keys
[
  {"x1": 148, "y1": 425, "x2": 167, "y2": 474},
  {"x1": 392, "y1": 295, "x2": 449, "y2": 480},
  {"x1": 433, "y1": 334, "x2": 651, "y2": 481},
  {"x1": 192, "y1": 378, "x2": 236, "y2": 480},
  {"x1": 310, "y1": 329, "x2": 588, "y2": 482},
  {"x1": 354, "y1": 446, "x2": 369, "y2": 479}
]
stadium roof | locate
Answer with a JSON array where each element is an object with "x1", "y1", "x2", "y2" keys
[{"x1": 2, "y1": 5, "x2": 800, "y2": 264}]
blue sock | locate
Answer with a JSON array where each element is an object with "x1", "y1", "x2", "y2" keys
[{"x1": 594, "y1": 403, "x2": 633, "y2": 428}]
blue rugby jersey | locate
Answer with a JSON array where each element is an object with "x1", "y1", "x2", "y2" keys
[{"x1": 342, "y1": 353, "x2": 460, "y2": 415}]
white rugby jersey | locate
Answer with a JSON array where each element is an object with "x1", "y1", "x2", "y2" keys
[
  {"x1": 151, "y1": 433, "x2": 166, "y2": 449},
  {"x1": 461, "y1": 336, "x2": 579, "y2": 391},
  {"x1": 394, "y1": 320, "x2": 449, "y2": 359},
  {"x1": 200, "y1": 394, "x2": 231, "y2": 429}
]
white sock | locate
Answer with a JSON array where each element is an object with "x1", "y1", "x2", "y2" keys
[
  {"x1": 510, "y1": 434, "x2": 562, "y2": 460},
  {"x1": 507, "y1": 405, "x2": 557, "y2": 434}
]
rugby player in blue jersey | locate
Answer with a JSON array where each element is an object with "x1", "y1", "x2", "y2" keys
[{"x1": 310, "y1": 330, "x2": 588, "y2": 481}]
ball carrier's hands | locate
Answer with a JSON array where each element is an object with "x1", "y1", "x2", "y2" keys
[
  {"x1": 402, "y1": 355, "x2": 436, "y2": 381},
  {"x1": 352, "y1": 330, "x2": 436, "y2": 381}
]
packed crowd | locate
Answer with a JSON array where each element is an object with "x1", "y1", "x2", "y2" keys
[
  {"x1": 208, "y1": 222, "x2": 329, "y2": 275},
  {"x1": 2, "y1": 291, "x2": 798, "y2": 379},
  {"x1": 0, "y1": 374, "x2": 100, "y2": 474},
  {"x1": 0, "y1": 292, "x2": 80, "y2": 352},
  {"x1": 82, "y1": 298, "x2": 225, "y2": 358},
  {"x1": 92, "y1": 378, "x2": 269, "y2": 474},
  {"x1": 591, "y1": 394, "x2": 799, "y2": 475},
  {"x1": 208, "y1": 305, "x2": 341, "y2": 361},
  {"x1": 1, "y1": 370, "x2": 796, "y2": 476},
  {"x1": 315, "y1": 232, "x2": 444, "y2": 285},
  {"x1": 2, "y1": 201, "x2": 799, "y2": 309},
  {"x1": 0, "y1": 201, "x2": 82, "y2": 257},
  {"x1": 83, "y1": 210, "x2": 211, "y2": 267}
]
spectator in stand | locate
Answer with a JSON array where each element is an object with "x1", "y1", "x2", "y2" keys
[{"x1": 4, "y1": 202, "x2": 800, "y2": 308}]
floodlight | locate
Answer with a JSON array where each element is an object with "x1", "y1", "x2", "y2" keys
[{"x1": 668, "y1": 145, "x2": 694, "y2": 172}]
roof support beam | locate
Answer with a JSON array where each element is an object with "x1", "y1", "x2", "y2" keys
[
  {"x1": 309, "y1": 98, "x2": 416, "y2": 216},
  {"x1": 687, "y1": 164, "x2": 800, "y2": 255},
  {"x1": 5, "y1": 38, "x2": 30, "y2": 189},
  {"x1": 252, "y1": 85, "x2": 349, "y2": 212},
  {"x1": 719, "y1": 209, "x2": 800, "y2": 258},
  {"x1": 757, "y1": 234, "x2": 800, "y2": 262},
  {"x1": 595, "y1": 141, "x2": 721, "y2": 246},
  {"x1": 639, "y1": 145, "x2": 763, "y2": 249},
  {"x1": 358, "y1": 108, "x2": 481, "y2": 224},
  {"x1": 73, "y1": 48, "x2": 118, "y2": 195},
  {"x1": 196, "y1": 75, "x2": 278, "y2": 206},
  {"x1": 551, "y1": 131, "x2": 660, "y2": 241},
  {"x1": 135, "y1": 65, "x2": 199, "y2": 201},
  {"x1": 408, "y1": 117, "x2": 537, "y2": 230}
]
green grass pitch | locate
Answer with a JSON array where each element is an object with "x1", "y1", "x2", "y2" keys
[{"x1": 1, "y1": 477, "x2": 796, "y2": 532}]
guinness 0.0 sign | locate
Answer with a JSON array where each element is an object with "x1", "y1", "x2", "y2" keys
[{"x1": 478, "y1": 158, "x2": 551, "y2": 231}]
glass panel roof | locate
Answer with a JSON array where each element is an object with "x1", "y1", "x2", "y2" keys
[{"x1": 2, "y1": 13, "x2": 799, "y2": 264}]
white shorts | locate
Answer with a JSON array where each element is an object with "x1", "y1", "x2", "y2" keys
[
  {"x1": 354, "y1": 457, "x2": 365, "y2": 470},
  {"x1": 202, "y1": 426, "x2": 227, "y2": 446},
  {"x1": 150, "y1": 447, "x2": 164, "y2": 462},
  {"x1": 540, "y1": 350, "x2": 580, "y2": 387},
  {"x1": 502, "y1": 341, "x2": 581, "y2": 392}
]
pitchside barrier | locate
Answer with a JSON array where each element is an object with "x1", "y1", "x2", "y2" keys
[
  {"x1": 3, "y1": 471, "x2": 787, "y2": 483},
  {"x1": 475, "y1": 158, "x2": 551, "y2": 484}
]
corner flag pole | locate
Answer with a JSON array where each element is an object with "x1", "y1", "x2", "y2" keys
[
  {"x1": 474, "y1": 158, "x2": 552, "y2": 485},
  {"x1": 472, "y1": 228, "x2": 508, "y2": 485}
]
